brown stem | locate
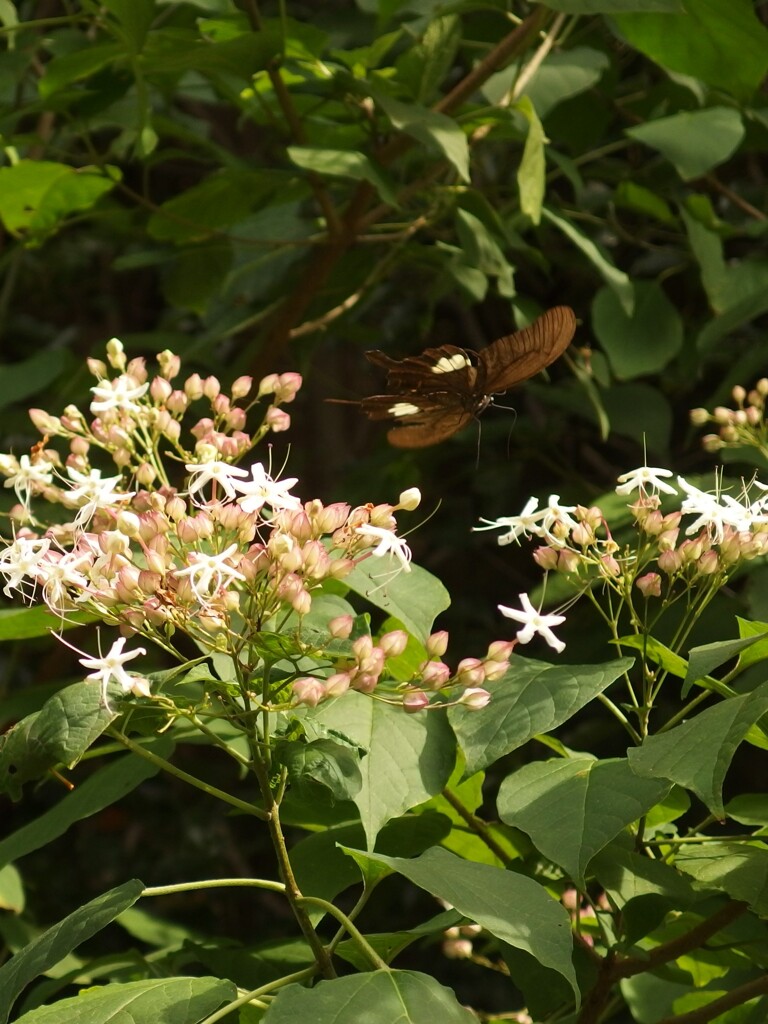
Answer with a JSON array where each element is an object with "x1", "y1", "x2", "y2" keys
[
  {"x1": 441, "y1": 786, "x2": 513, "y2": 866},
  {"x1": 577, "y1": 901, "x2": 748, "y2": 1024},
  {"x1": 254, "y1": 9, "x2": 550, "y2": 375},
  {"x1": 654, "y1": 973, "x2": 768, "y2": 1024}
]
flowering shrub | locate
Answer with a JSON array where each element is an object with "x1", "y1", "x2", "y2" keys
[{"x1": 2, "y1": 355, "x2": 768, "y2": 1024}]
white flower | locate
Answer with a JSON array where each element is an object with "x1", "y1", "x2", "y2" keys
[
  {"x1": 0, "y1": 536, "x2": 51, "y2": 598},
  {"x1": 3, "y1": 454, "x2": 55, "y2": 507},
  {"x1": 676, "y1": 477, "x2": 751, "y2": 541},
  {"x1": 185, "y1": 458, "x2": 249, "y2": 502},
  {"x1": 499, "y1": 593, "x2": 566, "y2": 653},
  {"x1": 90, "y1": 374, "x2": 149, "y2": 414},
  {"x1": 79, "y1": 637, "x2": 149, "y2": 706},
  {"x1": 616, "y1": 466, "x2": 677, "y2": 496},
  {"x1": 174, "y1": 544, "x2": 247, "y2": 602},
  {"x1": 539, "y1": 494, "x2": 579, "y2": 541},
  {"x1": 474, "y1": 497, "x2": 547, "y2": 546},
  {"x1": 37, "y1": 548, "x2": 93, "y2": 612},
  {"x1": 234, "y1": 463, "x2": 301, "y2": 515},
  {"x1": 65, "y1": 467, "x2": 134, "y2": 526},
  {"x1": 356, "y1": 525, "x2": 412, "y2": 573}
]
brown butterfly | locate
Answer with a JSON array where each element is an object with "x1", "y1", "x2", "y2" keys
[{"x1": 355, "y1": 305, "x2": 576, "y2": 448}]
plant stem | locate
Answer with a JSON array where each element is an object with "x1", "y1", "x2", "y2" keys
[
  {"x1": 296, "y1": 896, "x2": 389, "y2": 971},
  {"x1": 199, "y1": 965, "x2": 318, "y2": 1024},
  {"x1": 441, "y1": 786, "x2": 514, "y2": 865},
  {"x1": 142, "y1": 878, "x2": 286, "y2": 897}
]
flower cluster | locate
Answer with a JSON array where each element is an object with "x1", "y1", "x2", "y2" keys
[
  {"x1": 0, "y1": 340, "x2": 503, "y2": 712},
  {"x1": 480, "y1": 466, "x2": 768, "y2": 653},
  {"x1": 691, "y1": 380, "x2": 768, "y2": 458}
]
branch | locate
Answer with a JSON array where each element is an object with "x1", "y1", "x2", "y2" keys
[{"x1": 655, "y1": 973, "x2": 768, "y2": 1024}]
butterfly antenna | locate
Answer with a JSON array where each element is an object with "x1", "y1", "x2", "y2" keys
[{"x1": 475, "y1": 417, "x2": 483, "y2": 469}]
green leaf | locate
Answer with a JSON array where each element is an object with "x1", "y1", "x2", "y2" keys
[
  {"x1": 628, "y1": 683, "x2": 768, "y2": 817},
  {"x1": 0, "y1": 740, "x2": 173, "y2": 870},
  {"x1": 591, "y1": 842, "x2": 699, "y2": 908},
  {"x1": 287, "y1": 146, "x2": 398, "y2": 207},
  {"x1": 303, "y1": 691, "x2": 455, "y2": 847},
  {"x1": 374, "y1": 93, "x2": 469, "y2": 181},
  {"x1": 11, "y1": 977, "x2": 236, "y2": 1024},
  {"x1": 449, "y1": 656, "x2": 632, "y2": 775},
  {"x1": 498, "y1": 758, "x2": 671, "y2": 886},
  {"x1": 600, "y1": 382, "x2": 672, "y2": 454},
  {"x1": 0, "y1": 605, "x2": 96, "y2": 641},
  {"x1": 454, "y1": 209, "x2": 514, "y2": 296},
  {"x1": 0, "y1": 879, "x2": 145, "y2": 1024},
  {"x1": 625, "y1": 107, "x2": 744, "y2": 181},
  {"x1": 262, "y1": 971, "x2": 476, "y2": 1024},
  {"x1": 675, "y1": 842, "x2": 768, "y2": 915},
  {"x1": 0, "y1": 682, "x2": 120, "y2": 800},
  {"x1": 511, "y1": 46, "x2": 610, "y2": 119},
  {"x1": 38, "y1": 43, "x2": 124, "y2": 98},
  {"x1": 163, "y1": 241, "x2": 233, "y2": 314},
  {"x1": 696, "y1": 289, "x2": 768, "y2": 353},
  {"x1": 592, "y1": 280, "x2": 683, "y2": 379},
  {"x1": 396, "y1": 16, "x2": 461, "y2": 105},
  {"x1": 277, "y1": 738, "x2": 363, "y2": 803},
  {"x1": 0, "y1": 161, "x2": 117, "y2": 241},
  {"x1": 683, "y1": 634, "x2": 768, "y2": 698},
  {"x1": 0, "y1": 349, "x2": 72, "y2": 411},
  {"x1": 101, "y1": 0, "x2": 156, "y2": 52},
  {"x1": 0, "y1": 865, "x2": 23, "y2": 915},
  {"x1": 613, "y1": 0, "x2": 768, "y2": 102},
  {"x1": 349, "y1": 847, "x2": 578, "y2": 998},
  {"x1": 615, "y1": 181, "x2": 675, "y2": 224},
  {"x1": 516, "y1": 96, "x2": 546, "y2": 225},
  {"x1": 341, "y1": 559, "x2": 450, "y2": 646},
  {"x1": 542, "y1": 207, "x2": 634, "y2": 314}
]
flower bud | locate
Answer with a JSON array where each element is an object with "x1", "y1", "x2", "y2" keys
[
  {"x1": 266, "y1": 407, "x2": 290, "y2": 432},
  {"x1": 689, "y1": 407, "x2": 710, "y2": 426},
  {"x1": 157, "y1": 350, "x2": 181, "y2": 380},
  {"x1": 379, "y1": 630, "x2": 408, "y2": 658},
  {"x1": 456, "y1": 657, "x2": 486, "y2": 687},
  {"x1": 599, "y1": 554, "x2": 621, "y2": 577},
  {"x1": 88, "y1": 357, "x2": 108, "y2": 378},
  {"x1": 275, "y1": 372, "x2": 302, "y2": 403},
  {"x1": 403, "y1": 689, "x2": 429, "y2": 712},
  {"x1": 29, "y1": 409, "x2": 62, "y2": 434},
  {"x1": 315, "y1": 502, "x2": 351, "y2": 534},
  {"x1": 697, "y1": 549, "x2": 720, "y2": 575},
  {"x1": 558, "y1": 549, "x2": 582, "y2": 574},
  {"x1": 136, "y1": 462, "x2": 157, "y2": 486},
  {"x1": 426, "y1": 630, "x2": 449, "y2": 658},
  {"x1": 258, "y1": 373, "x2": 279, "y2": 398},
  {"x1": 420, "y1": 660, "x2": 451, "y2": 690},
  {"x1": 231, "y1": 375, "x2": 253, "y2": 400},
  {"x1": 116, "y1": 511, "x2": 141, "y2": 536},
  {"x1": 150, "y1": 376, "x2": 173, "y2": 403},
  {"x1": 325, "y1": 672, "x2": 351, "y2": 697},
  {"x1": 396, "y1": 487, "x2": 421, "y2": 511},
  {"x1": 732, "y1": 384, "x2": 747, "y2": 405},
  {"x1": 486, "y1": 640, "x2": 515, "y2": 662},
  {"x1": 635, "y1": 572, "x2": 661, "y2": 598},
  {"x1": 458, "y1": 687, "x2": 491, "y2": 710},
  {"x1": 126, "y1": 357, "x2": 147, "y2": 383},
  {"x1": 328, "y1": 614, "x2": 354, "y2": 639},
  {"x1": 203, "y1": 376, "x2": 221, "y2": 400},
  {"x1": 184, "y1": 373, "x2": 204, "y2": 400}
]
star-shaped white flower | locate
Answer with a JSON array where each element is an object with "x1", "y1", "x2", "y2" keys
[
  {"x1": 174, "y1": 544, "x2": 247, "y2": 602},
  {"x1": 79, "y1": 637, "x2": 149, "y2": 706},
  {"x1": 65, "y1": 467, "x2": 134, "y2": 526},
  {"x1": 499, "y1": 593, "x2": 566, "y2": 653},
  {"x1": 3, "y1": 454, "x2": 55, "y2": 507},
  {"x1": 90, "y1": 374, "x2": 149, "y2": 414},
  {"x1": 615, "y1": 466, "x2": 677, "y2": 496},
  {"x1": 356, "y1": 525, "x2": 412, "y2": 573},
  {"x1": 185, "y1": 458, "x2": 249, "y2": 502},
  {"x1": 233, "y1": 463, "x2": 301, "y2": 515},
  {"x1": 474, "y1": 497, "x2": 547, "y2": 546},
  {"x1": 0, "y1": 536, "x2": 52, "y2": 598}
]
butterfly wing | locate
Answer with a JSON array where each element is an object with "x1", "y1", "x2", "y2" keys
[
  {"x1": 479, "y1": 306, "x2": 576, "y2": 394},
  {"x1": 366, "y1": 345, "x2": 483, "y2": 396},
  {"x1": 359, "y1": 393, "x2": 474, "y2": 448}
]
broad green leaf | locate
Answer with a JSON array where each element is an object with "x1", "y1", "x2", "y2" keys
[
  {"x1": 542, "y1": 207, "x2": 634, "y2": 314},
  {"x1": 510, "y1": 46, "x2": 609, "y2": 119},
  {"x1": 341, "y1": 558, "x2": 450, "y2": 645},
  {"x1": 287, "y1": 146, "x2": 398, "y2": 207},
  {"x1": 675, "y1": 842, "x2": 768, "y2": 915},
  {"x1": 681, "y1": 208, "x2": 728, "y2": 313},
  {"x1": 146, "y1": 169, "x2": 277, "y2": 243},
  {"x1": 0, "y1": 880, "x2": 145, "y2": 1024},
  {"x1": 0, "y1": 605, "x2": 95, "y2": 642},
  {"x1": 454, "y1": 209, "x2": 515, "y2": 296},
  {"x1": 591, "y1": 842, "x2": 699, "y2": 908},
  {"x1": 277, "y1": 738, "x2": 363, "y2": 803},
  {"x1": 683, "y1": 634, "x2": 768, "y2": 698},
  {"x1": 38, "y1": 43, "x2": 123, "y2": 98},
  {"x1": 592, "y1": 280, "x2": 683, "y2": 379},
  {"x1": 350, "y1": 847, "x2": 578, "y2": 997},
  {"x1": 449, "y1": 656, "x2": 632, "y2": 775},
  {"x1": 304, "y1": 690, "x2": 455, "y2": 847},
  {"x1": 498, "y1": 758, "x2": 671, "y2": 886},
  {"x1": 12, "y1": 977, "x2": 236, "y2": 1024},
  {"x1": 0, "y1": 682, "x2": 121, "y2": 800},
  {"x1": 0, "y1": 162, "x2": 117, "y2": 240},
  {"x1": 697, "y1": 289, "x2": 768, "y2": 354},
  {"x1": 628, "y1": 683, "x2": 768, "y2": 817},
  {"x1": 374, "y1": 93, "x2": 469, "y2": 181},
  {"x1": 613, "y1": 0, "x2": 768, "y2": 102},
  {"x1": 262, "y1": 971, "x2": 475, "y2": 1024},
  {"x1": 102, "y1": 0, "x2": 156, "y2": 52},
  {"x1": 615, "y1": 181, "x2": 675, "y2": 225},
  {"x1": 735, "y1": 618, "x2": 768, "y2": 673},
  {"x1": 396, "y1": 15, "x2": 461, "y2": 105},
  {"x1": 0, "y1": 349, "x2": 70, "y2": 410},
  {"x1": 625, "y1": 108, "x2": 744, "y2": 181},
  {"x1": 0, "y1": 740, "x2": 173, "y2": 870},
  {"x1": 600, "y1": 383, "x2": 672, "y2": 454},
  {"x1": 516, "y1": 96, "x2": 546, "y2": 225}
]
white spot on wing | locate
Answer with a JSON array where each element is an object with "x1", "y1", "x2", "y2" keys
[
  {"x1": 389, "y1": 402, "x2": 420, "y2": 417},
  {"x1": 431, "y1": 353, "x2": 471, "y2": 374}
]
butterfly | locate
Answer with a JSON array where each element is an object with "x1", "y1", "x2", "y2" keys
[{"x1": 354, "y1": 305, "x2": 576, "y2": 448}]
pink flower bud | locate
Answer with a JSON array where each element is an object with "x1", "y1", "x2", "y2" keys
[
  {"x1": 29, "y1": 409, "x2": 62, "y2": 434},
  {"x1": 329, "y1": 557, "x2": 355, "y2": 579},
  {"x1": 292, "y1": 588, "x2": 312, "y2": 616},
  {"x1": 403, "y1": 689, "x2": 429, "y2": 712},
  {"x1": 599, "y1": 554, "x2": 621, "y2": 577},
  {"x1": 258, "y1": 373, "x2": 279, "y2": 398},
  {"x1": 351, "y1": 672, "x2": 379, "y2": 693},
  {"x1": 293, "y1": 677, "x2": 326, "y2": 707},
  {"x1": 352, "y1": 635, "x2": 374, "y2": 660},
  {"x1": 482, "y1": 658, "x2": 510, "y2": 682},
  {"x1": 150, "y1": 377, "x2": 173, "y2": 403},
  {"x1": 231, "y1": 375, "x2": 253, "y2": 400},
  {"x1": 266, "y1": 406, "x2": 290, "y2": 433},
  {"x1": 275, "y1": 372, "x2": 302, "y2": 403},
  {"x1": 420, "y1": 660, "x2": 451, "y2": 690},
  {"x1": 456, "y1": 657, "x2": 486, "y2": 687},
  {"x1": 458, "y1": 687, "x2": 491, "y2": 710},
  {"x1": 426, "y1": 630, "x2": 449, "y2": 658},
  {"x1": 184, "y1": 374, "x2": 204, "y2": 400},
  {"x1": 326, "y1": 673, "x2": 351, "y2": 697},
  {"x1": 369, "y1": 503, "x2": 396, "y2": 529},
  {"x1": 635, "y1": 572, "x2": 662, "y2": 598},
  {"x1": 558, "y1": 549, "x2": 582, "y2": 574},
  {"x1": 203, "y1": 376, "x2": 221, "y2": 400},
  {"x1": 379, "y1": 630, "x2": 408, "y2": 658},
  {"x1": 486, "y1": 640, "x2": 515, "y2": 662},
  {"x1": 225, "y1": 407, "x2": 247, "y2": 432},
  {"x1": 315, "y1": 502, "x2": 351, "y2": 534},
  {"x1": 329, "y1": 614, "x2": 354, "y2": 639},
  {"x1": 136, "y1": 462, "x2": 157, "y2": 486},
  {"x1": 658, "y1": 548, "x2": 682, "y2": 574},
  {"x1": 157, "y1": 350, "x2": 181, "y2": 380},
  {"x1": 571, "y1": 523, "x2": 595, "y2": 546},
  {"x1": 533, "y1": 545, "x2": 559, "y2": 570},
  {"x1": 697, "y1": 550, "x2": 719, "y2": 575},
  {"x1": 126, "y1": 357, "x2": 147, "y2": 383},
  {"x1": 212, "y1": 393, "x2": 231, "y2": 417}
]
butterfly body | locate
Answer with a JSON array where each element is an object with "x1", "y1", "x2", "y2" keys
[{"x1": 359, "y1": 306, "x2": 576, "y2": 448}]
